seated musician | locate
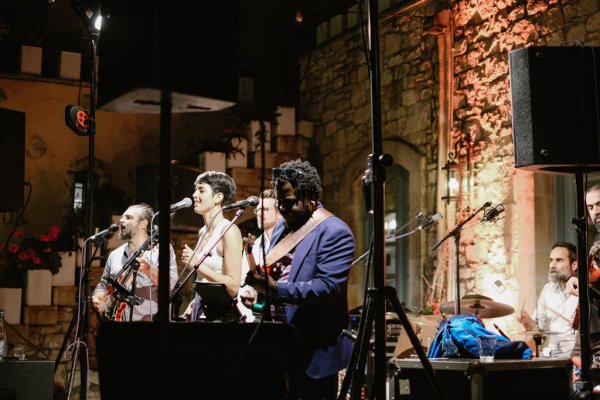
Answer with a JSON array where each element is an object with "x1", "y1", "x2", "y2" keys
[
  {"x1": 92, "y1": 203, "x2": 178, "y2": 321},
  {"x1": 570, "y1": 185, "x2": 600, "y2": 377},
  {"x1": 241, "y1": 159, "x2": 355, "y2": 400},
  {"x1": 518, "y1": 241, "x2": 578, "y2": 357}
]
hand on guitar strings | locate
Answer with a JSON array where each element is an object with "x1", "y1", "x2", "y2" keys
[
  {"x1": 92, "y1": 291, "x2": 109, "y2": 314},
  {"x1": 245, "y1": 268, "x2": 277, "y2": 297},
  {"x1": 239, "y1": 285, "x2": 258, "y2": 309}
]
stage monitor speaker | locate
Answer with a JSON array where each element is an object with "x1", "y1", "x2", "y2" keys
[
  {"x1": 509, "y1": 46, "x2": 600, "y2": 173},
  {"x1": 0, "y1": 360, "x2": 53, "y2": 400},
  {"x1": 135, "y1": 163, "x2": 202, "y2": 232},
  {"x1": 97, "y1": 322, "x2": 297, "y2": 400},
  {"x1": 0, "y1": 108, "x2": 25, "y2": 211},
  {"x1": 97, "y1": 0, "x2": 239, "y2": 113}
]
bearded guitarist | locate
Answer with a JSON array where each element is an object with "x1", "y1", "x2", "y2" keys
[{"x1": 92, "y1": 203, "x2": 178, "y2": 321}]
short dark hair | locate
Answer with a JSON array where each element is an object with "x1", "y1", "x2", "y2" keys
[
  {"x1": 195, "y1": 171, "x2": 236, "y2": 204},
  {"x1": 275, "y1": 159, "x2": 322, "y2": 200},
  {"x1": 588, "y1": 184, "x2": 600, "y2": 195},
  {"x1": 552, "y1": 241, "x2": 577, "y2": 263},
  {"x1": 131, "y1": 203, "x2": 154, "y2": 234}
]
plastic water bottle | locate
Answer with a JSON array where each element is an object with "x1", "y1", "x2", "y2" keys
[{"x1": 0, "y1": 309, "x2": 6, "y2": 361}]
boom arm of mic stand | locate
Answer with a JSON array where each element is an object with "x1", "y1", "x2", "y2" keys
[
  {"x1": 169, "y1": 209, "x2": 246, "y2": 304},
  {"x1": 430, "y1": 203, "x2": 488, "y2": 251}
]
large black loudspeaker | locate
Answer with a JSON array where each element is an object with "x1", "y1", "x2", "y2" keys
[
  {"x1": 509, "y1": 46, "x2": 600, "y2": 173},
  {"x1": 97, "y1": 1, "x2": 239, "y2": 113},
  {"x1": 135, "y1": 163, "x2": 202, "y2": 232},
  {"x1": 97, "y1": 322, "x2": 297, "y2": 400},
  {"x1": 0, "y1": 108, "x2": 25, "y2": 211}
]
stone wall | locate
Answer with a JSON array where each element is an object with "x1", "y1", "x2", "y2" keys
[
  {"x1": 299, "y1": 0, "x2": 600, "y2": 320},
  {"x1": 299, "y1": 4, "x2": 440, "y2": 309}
]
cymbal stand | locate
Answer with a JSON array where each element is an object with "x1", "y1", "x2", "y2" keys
[{"x1": 431, "y1": 202, "x2": 490, "y2": 314}]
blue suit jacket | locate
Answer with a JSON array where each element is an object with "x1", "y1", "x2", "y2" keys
[{"x1": 270, "y1": 212, "x2": 355, "y2": 379}]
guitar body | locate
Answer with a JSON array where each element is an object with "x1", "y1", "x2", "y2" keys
[{"x1": 112, "y1": 301, "x2": 129, "y2": 322}]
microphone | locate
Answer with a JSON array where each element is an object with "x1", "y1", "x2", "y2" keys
[
  {"x1": 170, "y1": 197, "x2": 193, "y2": 212},
  {"x1": 418, "y1": 212, "x2": 443, "y2": 231},
  {"x1": 482, "y1": 203, "x2": 505, "y2": 222},
  {"x1": 222, "y1": 196, "x2": 260, "y2": 210},
  {"x1": 65, "y1": 105, "x2": 92, "y2": 136},
  {"x1": 88, "y1": 224, "x2": 118, "y2": 241}
]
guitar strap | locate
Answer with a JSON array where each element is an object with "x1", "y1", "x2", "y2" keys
[{"x1": 264, "y1": 208, "x2": 333, "y2": 267}]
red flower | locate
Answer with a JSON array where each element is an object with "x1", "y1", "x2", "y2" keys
[
  {"x1": 14, "y1": 230, "x2": 24, "y2": 239},
  {"x1": 33, "y1": 257, "x2": 41, "y2": 265},
  {"x1": 48, "y1": 226, "x2": 60, "y2": 241},
  {"x1": 39, "y1": 233, "x2": 50, "y2": 242},
  {"x1": 7, "y1": 244, "x2": 18, "y2": 254}
]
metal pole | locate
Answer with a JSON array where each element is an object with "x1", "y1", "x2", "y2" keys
[{"x1": 365, "y1": 0, "x2": 388, "y2": 397}]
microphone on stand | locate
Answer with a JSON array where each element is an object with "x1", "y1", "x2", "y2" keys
[
  {"x1": 88, "y1": 224, "x2": 118, "y2": 241},
  {"x1": 417, "y1": 212, "x2": 443, "y2": 231},
  {"x1": 482, "y1": 203, "x2": 505, "y2": 222},
  {"x1": 222, "y1": 196, "x2": 260, "y2": 210},
  {"x1": 170, "y1": 197, "x2": 193, "y2": 212}
]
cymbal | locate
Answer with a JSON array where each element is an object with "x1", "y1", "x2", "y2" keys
[{"x1": 440, "y1": 295, "x2": 515, "y2": 318}]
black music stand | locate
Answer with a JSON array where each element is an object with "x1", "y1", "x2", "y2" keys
[{"x1": 192, "y1": 282, "x2": 241, "y2": 322}]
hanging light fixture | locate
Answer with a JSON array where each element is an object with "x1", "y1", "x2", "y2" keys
[{"x1": 295, "y1": 7, "x2": 304, "y2": 23}]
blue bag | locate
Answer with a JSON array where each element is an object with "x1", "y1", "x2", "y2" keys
[{"x1": 427, "y1": 314, "x2": 532, "y2": 359}]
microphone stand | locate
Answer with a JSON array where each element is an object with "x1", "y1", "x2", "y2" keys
[
  {"x1": 61, "y1": 235, "x2": 102, "y2": 400},
  {"x1": 431, "y1": 202, "x2": 489, "y2": 315},
  {"x1": 169, "y1": 208, "x2": 247, "y2": 314}
]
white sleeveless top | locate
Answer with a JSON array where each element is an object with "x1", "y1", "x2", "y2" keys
[
  {"x1": 192, "y1": 219, "x2": 252, "y2": 321},
  {"x1": 196, "y1": 219, "x2": 228, "y2": 280}
]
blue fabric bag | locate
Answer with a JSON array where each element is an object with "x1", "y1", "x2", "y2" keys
[{"x1": 427, "y1": 314, "x2": 532, "y2": 359}]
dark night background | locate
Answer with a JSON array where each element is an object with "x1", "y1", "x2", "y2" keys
[{"x1": 0, "y1": 0, "x2": 357, "y2": 115}]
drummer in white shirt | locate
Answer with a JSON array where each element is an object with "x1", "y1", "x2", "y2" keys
[{"x1": 518, "y1": 241, "x2": 579, "y2": 358}]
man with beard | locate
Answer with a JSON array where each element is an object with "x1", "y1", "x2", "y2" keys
[
  {"x1": 570, "y1": 185, "x2": 600, "y2": 372},
  {"x1": 242, "y1": 159, "x2": 355, "y2": 400},
  {"x1": 518, "y1": 241, "x2": 578, "y2": 357},
  {"x1": 92, "y1": 203, "x2": 178, "y2": 321}
]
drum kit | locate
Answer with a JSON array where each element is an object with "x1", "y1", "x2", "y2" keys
[{"x1": 392, "y1": 294, "x2": 561, "y2": 358}]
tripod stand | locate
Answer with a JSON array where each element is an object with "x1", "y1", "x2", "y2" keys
[
  {"x1": 337, "y1": 0, "x2": 448, "y2": 398},
  {"x1": 338, "y1": 156, "x2": 447, "y2": 400}
]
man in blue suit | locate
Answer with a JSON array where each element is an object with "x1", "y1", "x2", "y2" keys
[{"x1": 243, "y1": 159, "x2": 355, "y2": 400}]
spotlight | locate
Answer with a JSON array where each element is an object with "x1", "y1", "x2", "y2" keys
[
  {"x1": 71, "y1": 0, "x2": 103, "y2": 33},
  {"x1": 65, "y1": 105, "x2": 92, "y2": 136},
  {"x1": 295, "y1": 8, "x2": 303, "y2": 23}
]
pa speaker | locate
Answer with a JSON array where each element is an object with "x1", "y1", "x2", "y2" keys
[
  {"x1": 97, "y1": 322, "x2": 297, "y2": 400},
  {"x1": 0, "y1": 108, "x2": 25, "y2": 211},
  {"x1": 97, "y1": 1, "x2": 239, "y2": 113},
  {"x1": 135, "y1": 163, "x2": 202, "y2": 232},
  {"x1": 509, "y1": 46, "x2": 600, "y2": 173}
]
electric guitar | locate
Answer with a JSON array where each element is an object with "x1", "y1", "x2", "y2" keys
[{"x1": 104, "y1": 229, "x2": 159, "y2": 321}]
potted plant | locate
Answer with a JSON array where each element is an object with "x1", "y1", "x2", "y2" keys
[{"x1": 0, "y1": 225, "x2": 62, "y2": 305}]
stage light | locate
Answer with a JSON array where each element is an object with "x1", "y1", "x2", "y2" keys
[
  {"x1": 65, "y1": 105, "x2": 92, "y2": 136},
  {"x1": 71, "y1": 0, "x2": 103, "y2": 33}
]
